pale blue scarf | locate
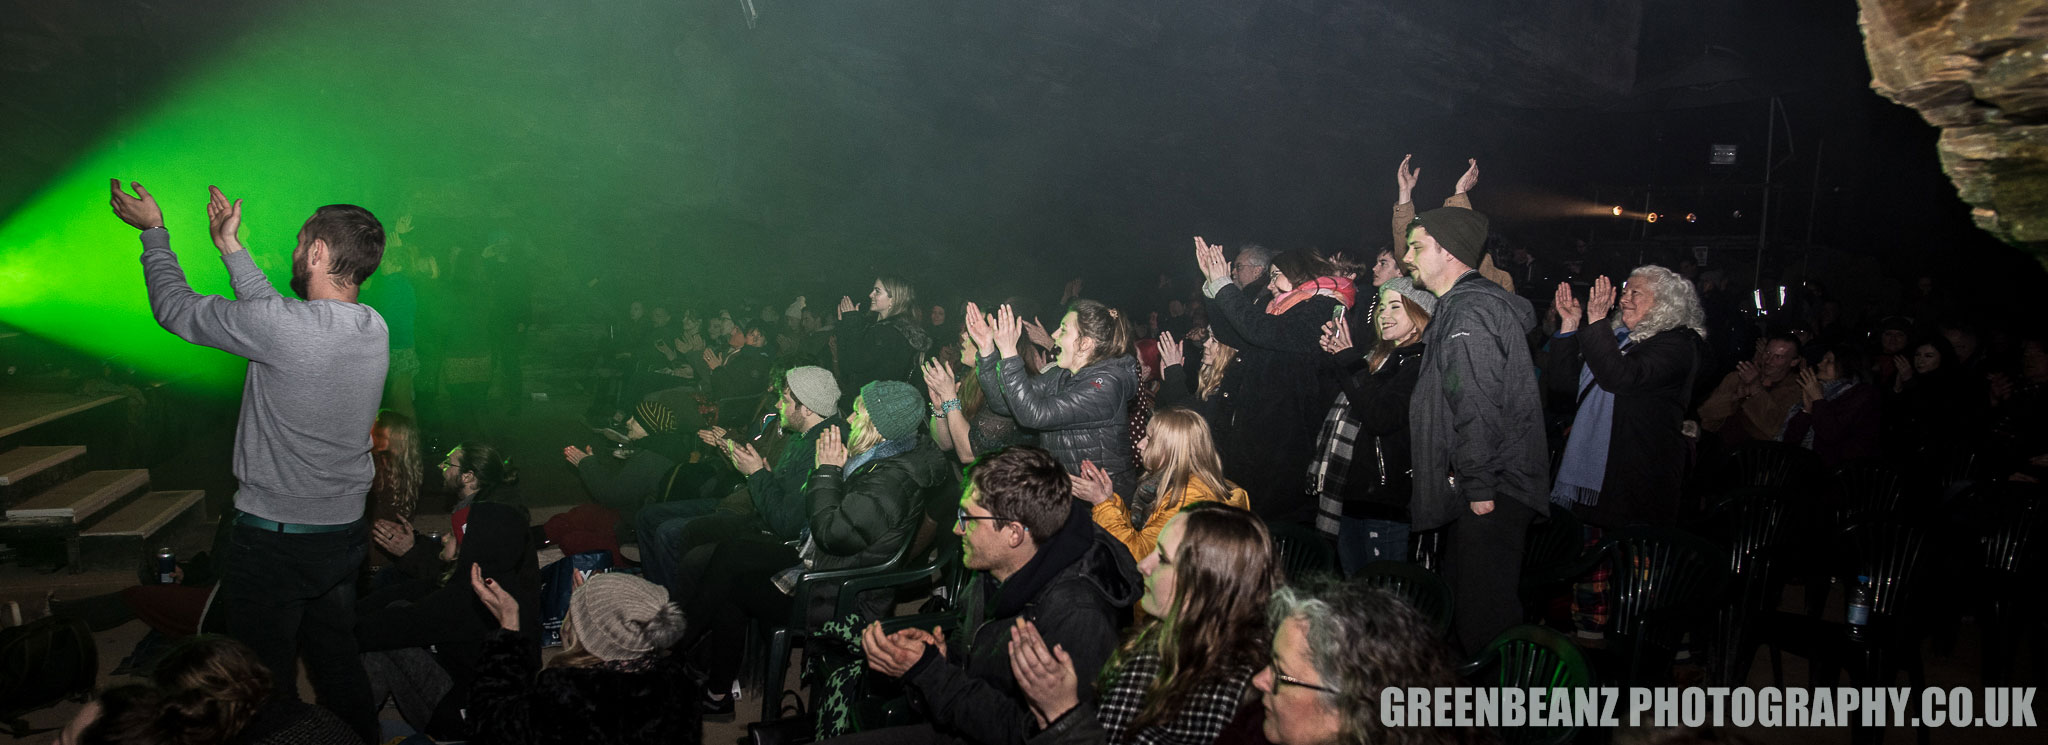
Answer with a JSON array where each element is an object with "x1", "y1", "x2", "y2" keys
[{"x1": 1551, "y1": 324, "x2": 1631, "y2": 507}]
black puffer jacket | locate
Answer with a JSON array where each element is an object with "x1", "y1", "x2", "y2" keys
[
  {"x1": 805, "y1": 437, "x2": 955, "y2": 574},
  {"x1": 979, "y1": 353, "x2": 1140, "y2": 494},
  {"x1": 902, "y1": 503, "x2": 1142, "y2": 745},
  {"x1": 466, "y1": 629, "x2": 703, "y2": 745}
]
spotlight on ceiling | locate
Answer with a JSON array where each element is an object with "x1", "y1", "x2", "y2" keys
[
  {"x1": 1646, "y1": 213, "x2": 1660, "y2": 223},
  {"x1": 1685, "y1": 213, "x2": 1698, "y2": 223},
  {"x1": 1611, "y1": 206, "x2": 1623, "y2": 217}
]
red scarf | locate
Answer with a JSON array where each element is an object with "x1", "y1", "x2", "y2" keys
[{"x1": 1265, "y1": 276, "x2": 1357, "y2": 315}]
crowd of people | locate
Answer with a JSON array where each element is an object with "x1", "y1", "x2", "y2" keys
[{"x1": 72, "y1": 152, "x2": 2048, "y2": 745}]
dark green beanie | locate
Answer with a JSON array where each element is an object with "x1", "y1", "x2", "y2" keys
[
  {"x1": 859, "y1": 380, "x2": 924, "y2": 442},
  {"x1": 1408, "y1": 206, "x2": 1490, "y2": 270}
]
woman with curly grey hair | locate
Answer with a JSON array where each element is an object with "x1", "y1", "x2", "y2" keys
[
  {"x1": 1251, "y1": 579, "x2": 1468, "y2": 745},
  {"x1": 1547, "y1": 266, "x2": 1706, "y2": 638},
  {"x1": 1547, "y1": 266, "x2": 1706, "y2": 526}
]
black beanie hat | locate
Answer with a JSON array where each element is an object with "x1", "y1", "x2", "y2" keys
[{"x1": 1409, "y1": 207, "x2": 1490, "y2": 270}]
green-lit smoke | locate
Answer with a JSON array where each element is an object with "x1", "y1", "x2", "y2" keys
[{"x1": 0, "y1": 1, "x2": 735, "y2": 391}]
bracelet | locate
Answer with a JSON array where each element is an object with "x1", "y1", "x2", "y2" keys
[{"x1": 936, "y1": 399, "x2": 963, "y2": 415}]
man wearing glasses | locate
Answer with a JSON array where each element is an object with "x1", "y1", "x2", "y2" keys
[{"x1": 844, "y1": 447, "x2": 1140, "y2": 745}]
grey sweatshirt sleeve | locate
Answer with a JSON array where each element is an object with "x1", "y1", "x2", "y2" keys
[{"x1": 139, "y1": 228, "x2": 284, "y2": 361}]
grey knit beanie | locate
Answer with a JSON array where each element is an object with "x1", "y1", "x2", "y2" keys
[
  {"x1": 859, "y1": 380, "x2": 924, "y2": 442},
  {"x1": 1378, "y1": 277, "x2": 1438, "y2": 316},
  {"x1": 783, "y1": 366, "x2": 841, "y2": 418},
  {"x1": 567, "y1": 572, "x2": 686, "y2": 662}
]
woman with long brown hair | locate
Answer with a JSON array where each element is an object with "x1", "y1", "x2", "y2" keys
[
  {"x1": 369, "y1": 409, "x2": 423, "y2": 524},
  {"x1": 1311, "y1": 278, "x2": 1434, "y2": 573},
  {"x1": 1070, "y1": 407, "x2": 1251, "y2": 560},
  {"x1": 968, "y1": 299, "x2": 1143, "y2": 495},
  {"x1": 1008, "y1": 502, "x2": 1279, "y2": 745}
]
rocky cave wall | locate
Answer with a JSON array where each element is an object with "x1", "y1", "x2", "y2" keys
[{"x1": 1860, "y1": 0, "x2": 2048, "y2": 263}]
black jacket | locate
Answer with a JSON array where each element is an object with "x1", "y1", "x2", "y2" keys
[
  {"x1": 1206, "y1": 284, "x2": 1342, "y2": 525},
  {"x1": 903, "y1": 504, "x2": 1142, "y2": 745},
  {"x1": 1409, "y1": 273, "x2": 1550, "y2": 531},
  {"x1": 357, "y1": 501, "x2": 540, "y2": 739},
  {"x1": 467, "y1": 629, "x2": 703, "y2": 745},
  {"x1": 1545, "y1": 319, "x2": 1702, "y2": 527},
  {"x1": 1333, "y1": 342, "x2": 1424, "y2": 518},
  {"x1": 836, "y1": 312, "x2": 931, "y2": 406},
  {"x1": 806, "y1": 437, "x2": 956, "y2": 574},
  {"x1": 980, "y1": 353, "x2": 1141, "y2": 494}
]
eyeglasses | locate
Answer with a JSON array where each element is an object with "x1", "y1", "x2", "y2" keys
[
  {"x1": 1268, "y1": 663, "x2": 1339, "y2": 695},
  {"x1": 957, "y1": 506, "x2": 1024, "y2": 530}
]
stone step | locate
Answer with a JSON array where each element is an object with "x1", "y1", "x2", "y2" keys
[
  {"x1": 4, "y1": 470, "x2": 150, "y2": 522},
  {"x1": 0, "y1": 446, "x2": 85, "y2": 486},
  {"x1": 0, "y1": 445, "x2": 87, "y2": 506},
  {"x1": 82, "y1": 490, "x2": 206, "y2": 538},
  {"x1": 80, "y1": 491, "x2": 209, "y2": 573}
]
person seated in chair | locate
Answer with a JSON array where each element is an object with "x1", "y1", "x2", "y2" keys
[
  {"x1": 680, "y1": 380, "x2": 953, "y2": 718},
  {"x1": 822, "y1": 445, "x2": 1141, "y2": 745}
]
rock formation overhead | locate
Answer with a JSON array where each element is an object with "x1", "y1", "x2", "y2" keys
[{"x1": 1859, "y1": 0, "x2": 2048, "y2": 262}]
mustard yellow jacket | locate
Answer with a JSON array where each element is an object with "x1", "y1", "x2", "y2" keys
[{"x1": 1091, "y1": 478, "x2": 1251, "y2": 560}]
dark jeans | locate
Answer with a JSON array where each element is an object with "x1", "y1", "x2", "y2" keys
[
  {"x1": 220, "y1": 519, "x2": 376, "y2": 744},
  {"x1": 631, "y1": 498, "x2": 722, "y2": 589},
  {"x1": 683, "y1": 537, "x2": 798, "y2": 686},
  {"x1": 1337, "y1": 516, "x2": 1410, "y2": 575},
  {"x1": 1441, "y1": 499, "x2": 1536, "y2": 656}
]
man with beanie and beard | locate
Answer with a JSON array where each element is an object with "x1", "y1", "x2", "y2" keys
[
  {"x1": 829, "y1": 446, "x2": 1140, "y2": 745},
  {"x1": 681, "y1": 379, "x2": 956, "y2": 718},
  {"x1": 565, "y1": 400, "x2": 697, "y2": 547},
  {"x1": 646, "y1": 366, "x2": 849, "y2": 595},
  {"x1": 1401, "y1": 205, "x2": 1550, "y2": 655},
  {"x1": 469, "y1": 571, "x2": 702, "y2": 745}
]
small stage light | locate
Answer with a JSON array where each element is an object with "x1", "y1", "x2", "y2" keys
[
  {"x1": 1611, "y1": 206, "x2": 1623, "y2": 217},
  {"x1": 1685, "y1": 213, "x2": 1698, "y2": 223},
  {"x1": 1646, "y1": 213, "x2": 1659, "y2": 223}
]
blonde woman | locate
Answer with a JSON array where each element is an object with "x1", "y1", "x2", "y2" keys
[{"x1": 1069, "y1": 407, "x2": 1250, "y2": 560}]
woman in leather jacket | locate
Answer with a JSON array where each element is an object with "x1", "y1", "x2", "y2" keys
[{"x1": 968, "y1": 299, "x2": 1142, "y2": 496}]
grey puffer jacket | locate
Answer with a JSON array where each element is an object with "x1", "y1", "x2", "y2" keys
[
  {"x1": 1409, "y1": 272, "x2": 1551, "y2": 531},
  {"x1": 979, "y1": 353, "x2": 1140, "y2": 494}
]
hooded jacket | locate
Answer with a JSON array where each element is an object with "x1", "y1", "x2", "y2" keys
[
  {"x1": 980, "y1": 353, "x2": 1141, "y2": 494},
  {"x1": 1408, "y1": 272, "x2": 1550, "y2": 530},
  {"x1": 903, "y1": 503, "x2": 1142, "y2": 745}
]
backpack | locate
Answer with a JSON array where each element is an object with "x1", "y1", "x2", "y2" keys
[{"x1": 0, "y1": 615, "x2": 97, "y2": 736}]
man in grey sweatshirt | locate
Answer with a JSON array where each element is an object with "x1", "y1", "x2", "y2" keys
[{"x1": 112, "y1": 180, "x2": 388, "y2": 743}]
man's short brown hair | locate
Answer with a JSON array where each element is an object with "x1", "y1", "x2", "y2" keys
[
  {"x1": 301, "y1": 204, "x2": 385, "y2": 287},
  {"x1": 968, "y1": 446, "x2": 1071, "y2": 544}
]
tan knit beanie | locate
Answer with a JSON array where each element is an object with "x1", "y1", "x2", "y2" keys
[{"x1": 566, "y1": 573, "x2": 686, "y2": 662}]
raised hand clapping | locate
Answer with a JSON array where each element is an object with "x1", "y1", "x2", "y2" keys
[{"x1": 1586, "y1": 276, "x2": 1615, "y2": 323}]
